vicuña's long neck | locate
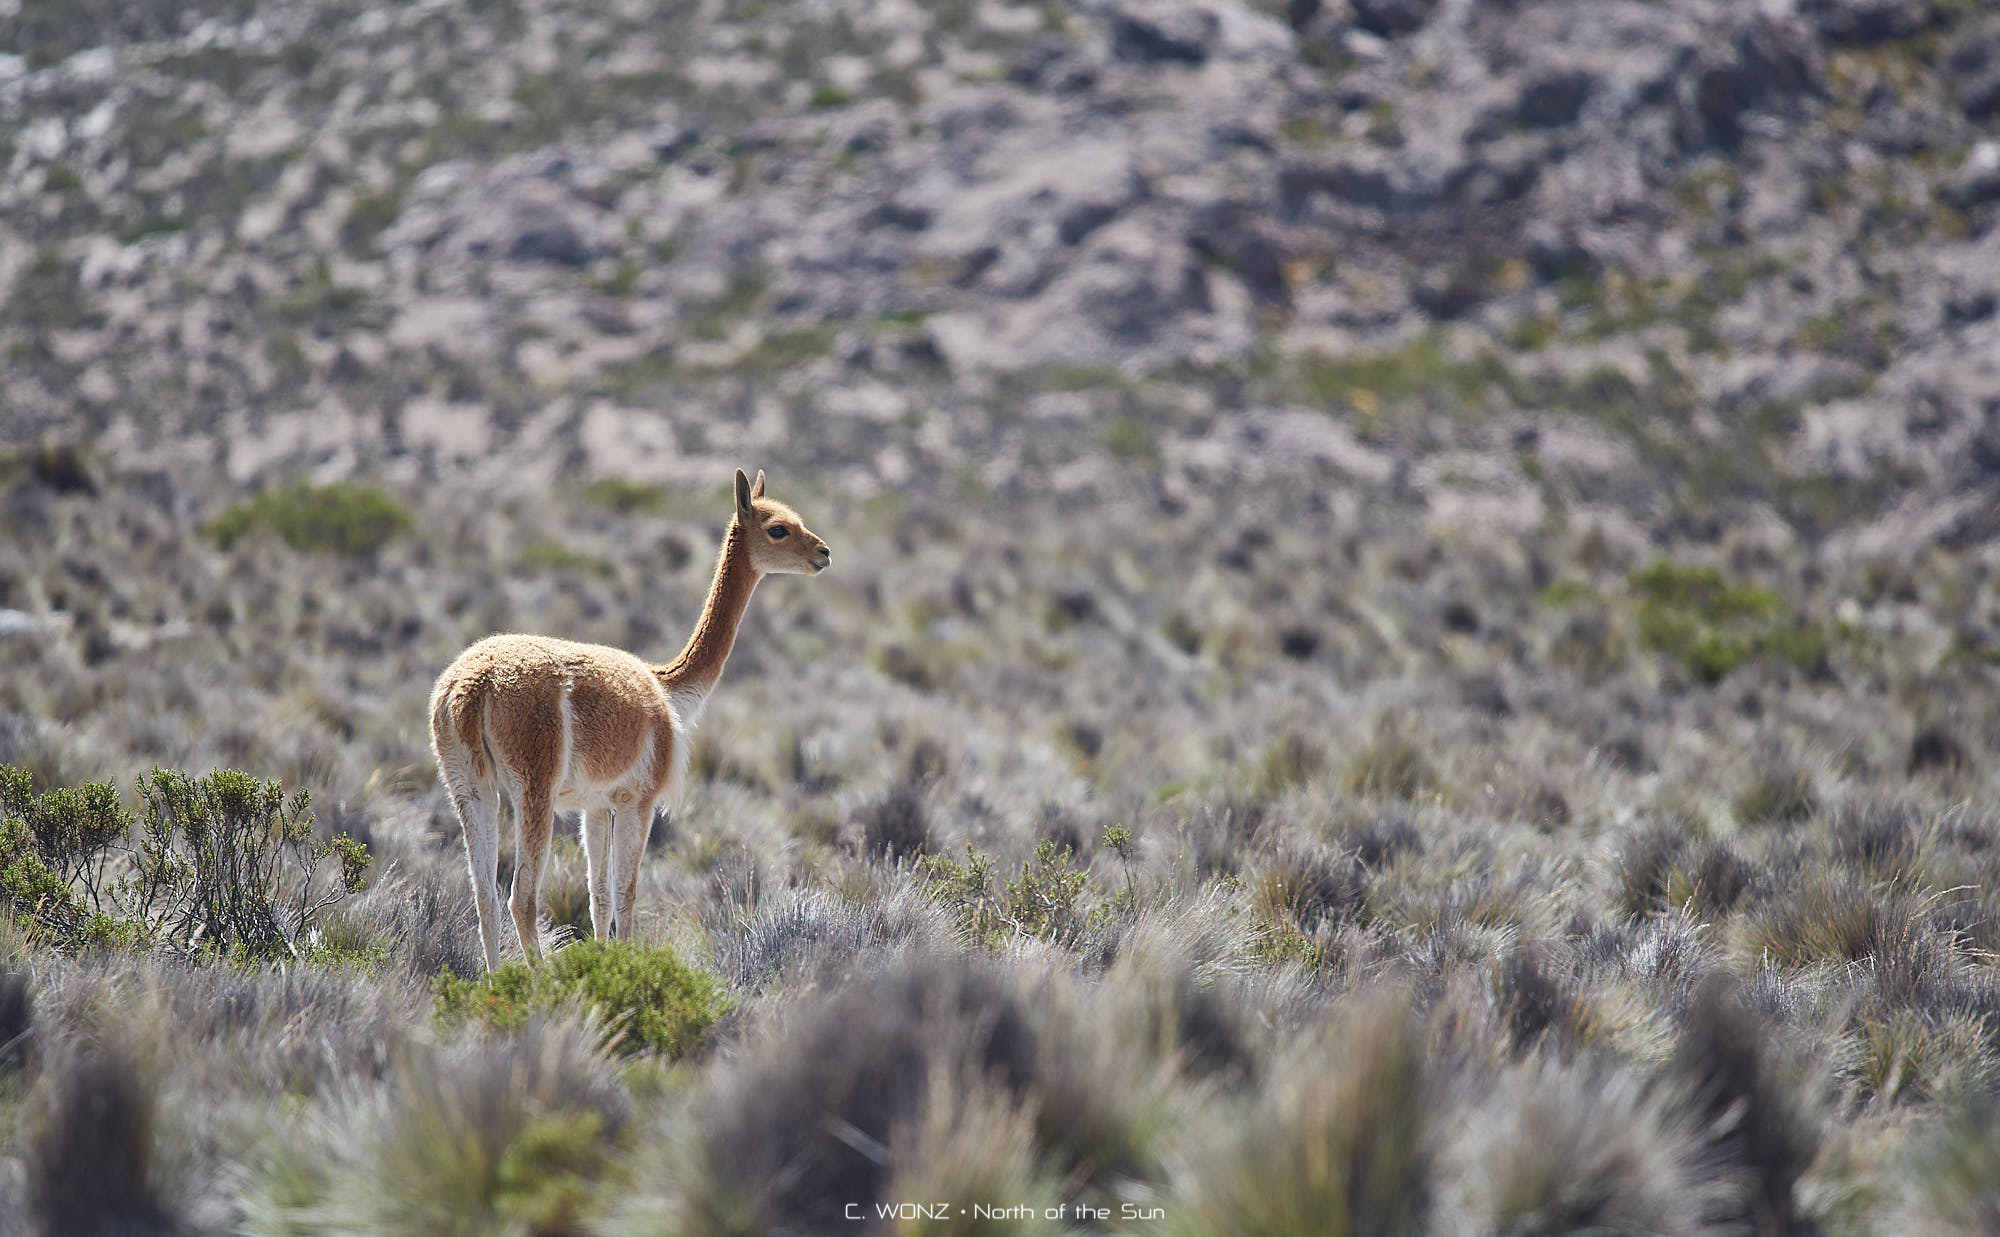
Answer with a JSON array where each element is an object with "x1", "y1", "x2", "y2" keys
[{"x1": 655, "y1": 522, "x2": 760, "y2": 712}]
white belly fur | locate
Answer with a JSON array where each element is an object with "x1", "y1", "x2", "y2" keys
[{"x1": 547, "y1": 688, "x2": 685, "y2": 815}]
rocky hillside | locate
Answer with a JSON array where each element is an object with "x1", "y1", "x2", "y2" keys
[{"x1": 3, "y1": 0, "x2": 1998, "y2": 559}]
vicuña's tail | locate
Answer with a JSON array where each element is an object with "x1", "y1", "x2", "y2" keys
[{"x1": 430, "y1": 670, "x2": 494, "y2": 786}]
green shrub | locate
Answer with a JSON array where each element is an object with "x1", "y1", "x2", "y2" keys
[
  {"x1": 130, "y1": 769, "x2": 370, "y2": 960},
  {"x1": 582, "y1": 477, "x2": 672, "y2": 514},
  {"x1": 1292, "y1": 333, "x2": 1501, "y2": 416},
  {"x1": 918, "y1": 841, "x2": 1094, "y2": 949},
  {"x1": 433, "y1": 939, "x2": 731, "y2": 1058},
  {"x1": 0, "y1": 767, "x2": 130, "y2": 948},
  {"x1": 208, "y1": 481, "x2": 413, "y2": 556},
  {"x1": 516, "y1": 539, "x2": 613, "y2": 578},
  {"x1": 1537, "y1": 578, "x2": 1600, "y2": 609},
  {"x1": 1628, "y1": 559, "x2": 1828, "y2": 683},
  {"x1": 0, "y1": 817, "x2": 108, "y2": 950},
  {"x1": 0, "y1": 764, "x2": 369, "y2": 959}
]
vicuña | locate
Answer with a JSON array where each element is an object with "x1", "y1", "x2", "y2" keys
[{"x1": 429, "y1": 468, "x2": 831, "y2": 971}]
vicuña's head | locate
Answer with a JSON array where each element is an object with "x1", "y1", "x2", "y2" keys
[{"x1": 734, "y1": 468, "x2": 831, "y2": 576}]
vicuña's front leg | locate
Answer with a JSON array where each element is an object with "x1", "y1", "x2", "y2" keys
[
  {"x1": 580, "y1": 810, "x2": 614, "y2": 941},
  {"x1": 610, "y1": 804, "x2": 660, "y2": 941}
]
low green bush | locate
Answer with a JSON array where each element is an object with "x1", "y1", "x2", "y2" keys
[
  {"x1": 581, "y1": 476, "x2": 672, "y2": 513},
  {"x1": 516, "y1": 538, "x2": 614, "y2": 578},
  {"x1": 433, "y1": 939, "x2": 731, "y2": 1058},
  {"x1": 1628, "y1": 558, "x2": 1834, "y2": 683},
  {"x1": 132, "y1": 768, "x2": 371, "y2": 959},
  {"x1": 918, "y1": 841, "x2": 1093, "y2": 948},
  {"x1": 0, "y1": 764, "x2": 370, "y2": 959},
  {"x1": 208, "y1": 481, "x2": 413, "y2": 556}
]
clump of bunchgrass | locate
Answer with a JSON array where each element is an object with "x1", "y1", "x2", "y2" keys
[
  {"x1": 30, "y1": 1046, "x2": 172, "y2": 1237},
  {"x1": 1669, "y1": 977, "x2": 1819, "y2": 1231},
  {"x1": 881, "y1": 1077, "x2": 1065, "y2": 1237},
  {"x1": 1495, "y1": 947, "x2": 1581, "y2": 1051},
  {"x1": 686, "y1": 953, "x2": 1036, "y2": 1234},
  {"x1": 1902, "y1": 1095, "x2": 2000, "y2": 1234},
  {"x1": 249, "y1": 1020, "x2": 630, "y2": 1237},
  {"x1": 1442, "y1": 1058, "x2": 1720, "y2": 1235},
  {"x1": 1734, "y1": 750, "x2": 1819, "y2": 827},
  {"x1": 1256, "y1": 731, "x2": 1327, "y2": 795},
  {"x1": 1251, "y1": 843, "x2": 1370, "y2": 965},
  {"x1": 1614, "y1": 823, "x2": 1757, "y2": 919},
  {"x1": 1172, "y1": 991, "x2": 1429, "y2": 1237},
  {"x1": 1344, "y1": 726, "x2": 1440, "y2": 802},
  {"x1": 1741, "y1": 873, "x2": 1920, "y2": 967},
  {"x1": 0, "y1": 967, "x2": 30, "y2": 1073},
  {"x1": 1848, "y1": 1008, "x2": 1999, "y2": 1109},
  {"x1": 854, "y1": 778, "x2": 934, "y2": 860}
]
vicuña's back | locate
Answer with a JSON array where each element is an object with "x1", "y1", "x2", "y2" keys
[{"x1": 429, "y1": 468, "x2": 831, "y2": 971}]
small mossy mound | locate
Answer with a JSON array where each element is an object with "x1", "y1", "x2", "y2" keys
[
  {"x1": 1629, "y1": 558, "x2": 1834, "y2": 683},
  {"x1": 208, "y1": 481, "x2": 413, "y2": 556},
  {"x1": 433, "y1": 939, "x2": 732, "y2": 1059}
]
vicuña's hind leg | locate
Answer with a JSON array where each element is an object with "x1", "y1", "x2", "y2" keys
[
  {"x1": 510, "y1": 780, "x2": 555, "y2": 963},
  {"x1": 447, "y1": 783, "x2": 505, "y2": 973},
  {"x1": 580, "y1": 809, "x2": 613, "y2": 941}
]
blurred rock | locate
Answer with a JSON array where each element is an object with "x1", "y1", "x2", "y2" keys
[
  {"x1": 1947, "y1": 18, "x2": 2000, "y2": 119},
  {"x1": 1111, "y1": 0, "x2": 1217, "y2": 65},
  {"x1": 1351, "y1": 0, "x2": 1435, "y2": 38},
  {"x1": 1515, "y1": 69, "x2": 1597, "y2": 129},
  {"x1": 1797, "y1": 0, "x2": 1938, "y2": 46}
]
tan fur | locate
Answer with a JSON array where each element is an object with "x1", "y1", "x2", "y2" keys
[{"x1": 429, "y1": 468, "x2": 830, "y2": 970}]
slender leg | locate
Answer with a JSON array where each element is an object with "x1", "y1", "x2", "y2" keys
[
  {"x1": 510, "y1": 779, "x2": 555, "y2": 964},
  {"x1": 450, "y1": 784, "x2": 505, "y2": 974},
  {"x1": 580, "y1": 809, "x2": 614, "y2": 941},
  {"x1": 610, "y1": 803, "x2": 661, "y2": 941}
]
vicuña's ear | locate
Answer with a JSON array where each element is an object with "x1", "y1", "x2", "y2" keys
[
  {"x1": 734, "y1": 468, "x2": 754, "y2": 519},
  {"x1": 751, "y1": 469, "x2": 766, "y2": 499}
]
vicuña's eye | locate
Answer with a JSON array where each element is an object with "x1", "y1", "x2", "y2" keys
[{"x1": 768, "y1": 526, "x2": 789, "y2": 540}]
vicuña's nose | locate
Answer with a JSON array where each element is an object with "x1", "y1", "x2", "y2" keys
[{"x1": 819, "y1": 544, "x2": 832, "y2": 559}]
